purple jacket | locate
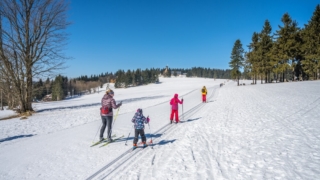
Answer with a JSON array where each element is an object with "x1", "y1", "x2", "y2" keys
[
  {"x1": 131, "y1": 109, "x2": 148, "y2": 129},
  {"x1": 170, "y1": 94, "x2": 183, "y2": 110},
  {"x1": 101, "y1": 94, "x2": 121, "y2": 116}
]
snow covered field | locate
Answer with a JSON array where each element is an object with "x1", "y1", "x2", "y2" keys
[
  {"x1": 0, "y1": 78, "x2": 319, "y2": 180},
  {"x1": 0, "y1": 109, "x2": 17, "y2": 119}
]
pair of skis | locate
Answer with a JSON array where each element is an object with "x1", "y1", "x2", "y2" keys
[
  {"x1": 100, "y1": 135, "x2": 124, "y2": 147},
  {"x1": 131, "y1": 141, "x2": 152, "y2": 151},
  {"x1": 90, "y1": 134, "x2": 124, "y2": 147}
]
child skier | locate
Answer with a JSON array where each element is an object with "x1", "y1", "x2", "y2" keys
[
  {"x1": 201, "y1": 86, "x2": 207, "y2": 103},
  {"x1": 170, "y1": 94, "x2": 183, "y2": 124},
  {"x1": 132, "y1": 108, "x2": 150, "y2": 149}
]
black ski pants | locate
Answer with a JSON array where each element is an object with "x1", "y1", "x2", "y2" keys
[
  {"x1": 133, "y1": 129, "x2": 146, "y2": 144},
  {"x1": 100, "y1": 116, "x2": 113, "y2": 139}
]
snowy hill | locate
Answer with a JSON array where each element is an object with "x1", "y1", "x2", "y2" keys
[{"x1": 0, "y1": 78, "x2": 319, "y2": 180}]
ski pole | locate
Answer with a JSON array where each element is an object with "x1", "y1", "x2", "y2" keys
[
  {"x1": 113, "y1": 103, "x2": 121, "y2": 121},
  {"x1": 182, "y1": 97, "x2": 184, "y2": 121},
  {"x1": 92, "y1": 123, "x2": 102, "y2": 143},
  {"x1": 125, "y1": 125, "x2": 134, "y2": 146},
  {"x1": 107, "y1": 104, "x2": 121, "y2": 140},
  {"x1": 148, "y1": 120, "x2": 154, "y2": 149}
]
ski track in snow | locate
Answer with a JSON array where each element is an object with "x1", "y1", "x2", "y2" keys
[
  {"x1": 1, "y1": 79, "x2": 320, "y2": 180},
  {"x1": 107, "y1": 81, "x2": 320, "y2": 180},
  {"x1": 88, "y1": 86, "x2": 218, "y2": 179}
]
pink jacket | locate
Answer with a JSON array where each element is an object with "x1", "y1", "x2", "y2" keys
[
  {"x1": 170, "y1": 94, "x2": 183, "y2": 110},
  {"x1": 101, "y1": 94, "x2": 121, "y2": 116}
]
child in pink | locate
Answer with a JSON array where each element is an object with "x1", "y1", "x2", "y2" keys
[{"x1": 170, "y1": 94, "x2": 183, "y2": 123}]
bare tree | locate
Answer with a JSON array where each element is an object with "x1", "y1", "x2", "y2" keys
[{"x1": 0, "y1": 0, "x2": 70, "y2": 113}]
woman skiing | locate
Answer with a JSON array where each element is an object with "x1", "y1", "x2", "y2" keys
[
  {"x1": 170, "y1": 94, "x2": 183, "y2": 124},
  {"x1": 201, "y1": 86, "x2": 207, "y2": 103},
  {"x1": 131, "y1": 108, "x2": 150, "y2": 149},
  {"x1": 100, "y1": 89, "x2": 122, "y2": 142}
]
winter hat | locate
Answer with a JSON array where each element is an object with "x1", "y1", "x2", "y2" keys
[
  {"x1": 137, "y1": 108, "x2": 142, "y2": 114},
  {"x1": 106, "y1": 89, "x2": 114, "y2": 95}
]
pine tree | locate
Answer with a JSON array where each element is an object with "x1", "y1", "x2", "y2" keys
[
  {"x1": 302, "y1": 5, "x2": 320, "y2": 80},
  {"x1": 229, "y1": 39, "x2": 244, "y2": 86},
  {"x1": 259, "y1": 20, "x2": 273, "y2": 83},
  {"x1": 274, "y1": 13, "x2": 301, "y2": 82},
  {"x1": 52, "y1": 75, "x2": 64, "y2": 101}
]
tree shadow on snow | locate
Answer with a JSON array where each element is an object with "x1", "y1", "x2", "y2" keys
[
  {"x1": 180, "y1": 117, "x2": 202, "y2": 123},
  {"x1": 0, "y1": 134, "x2": 35, "y2": 143}
]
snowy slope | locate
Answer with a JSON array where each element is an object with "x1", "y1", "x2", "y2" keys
[
  {"x1": 0, "y1": 78, "x2": 320, "y2": 180},
  {"x1": 0, "y1": 109, "x2": 17, "y2": 119}
]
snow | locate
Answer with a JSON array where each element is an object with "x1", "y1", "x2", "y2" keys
[
  {"x1": 0, "y1": 78, "x2": 320, "y2": 180},
  {"x1": 0, "y1": 108, "x2": 17, "y2": 119}
]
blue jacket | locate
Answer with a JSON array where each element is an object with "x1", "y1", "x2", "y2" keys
[{"x1": 131, "y1": 109, "x2": 148, "y2": 129}]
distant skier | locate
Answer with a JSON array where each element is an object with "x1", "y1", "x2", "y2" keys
[
  {"x1": 201, "y1": 86, "x2": 207, "y2": 103},
  {"x1": 170, "y1": 94, "x2": 183, "y2": 124},
  {"x1": 132, "y1": 108, "x2": 150, "y2": 149},
  {"x1": 100, "y1": 89, "x2": 122, "y2": 142}
]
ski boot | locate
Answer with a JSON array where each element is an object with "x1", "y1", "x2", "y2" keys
[
  {"x1": 132, "y1": 144, "x2": 137, "y2": 150},
  {"x1": 142, "y1": 142, "x2": 148, "y2": 148}
]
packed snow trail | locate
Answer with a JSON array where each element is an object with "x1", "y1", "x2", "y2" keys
[
  {"x1": 86, "y1": 85, "x2": 219, "y2": 179},
  {"x1": 0, "y1": 78, "x2": 223, "y2": 180},
  {"x1": 107, "y1": 81, "x2": 320, "y2": 180}
]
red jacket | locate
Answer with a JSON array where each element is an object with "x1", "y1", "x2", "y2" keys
[{"x1": 170, "y1": 94, "x2": 183, "y2": 110}]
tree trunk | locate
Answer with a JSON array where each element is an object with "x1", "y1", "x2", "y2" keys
[
  {"x1": 269, "y1": 72, "x2": 271, "y2": 83},
  {"x1": 265, "y1": 72, "x2": 268, "y2": 83},
  {"x1": 255, "y1": 74, "x2": 257, "y2": 84},
  {"x1": 26, "y1": 67, "x2": 34, "y2": 111}
]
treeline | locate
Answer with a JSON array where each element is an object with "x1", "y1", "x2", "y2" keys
[
  {"x1": 27, "y1": 67, "x2": 230, "y2": 103},
  {"x1": 170, "y1": 67, "x2": 231, "y2": 79},
  {"x1": 229, "y1": 5, "x2": 320, "y2": 85},
  {"x1": 114, "y1": 68, "x2": 160, "y2": 88},
  {"x1": 114, "y1": 67, "x2": 231, "y2": 88},
  {"x1": 32, "y1": 73, "x2": 116, "y2": 103}
]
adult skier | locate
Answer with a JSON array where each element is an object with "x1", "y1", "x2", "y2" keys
[
  {"x1": 170, "y1": 93, "x2": 183, "y2": 124},
  {"x1": 100, "y1": 89, "x2": 122, "y2": 142},
  {"x1": 201, "y1": 86, "x2": 207, "y2": 103},
  {"x1": 131, "y1": 108, "x2": 150, "y2": 149}
]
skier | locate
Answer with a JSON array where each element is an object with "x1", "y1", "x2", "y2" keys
[
  {"x1": 201, "y1": 86, "x2": 207, "y2": 103},
  {"x1": 100, "y1": 89, "x2": 122, "y2": 142},
  {"x1": 170, "y1": 94, "x2": 183, "y2": 124},
  {"x1": 132, "y1": 108, "x2": 150, "y2": 149}
]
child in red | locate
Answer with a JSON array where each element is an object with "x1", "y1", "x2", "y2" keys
[
  {"x1": 201, "y1": 86, "x2": 207, "y2": 103},
  {"x1": 170, "y1": 94, "x2": 183, "y2": 124}
]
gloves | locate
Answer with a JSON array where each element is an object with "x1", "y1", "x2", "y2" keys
[
  {"x1": 118, "y1": 102, "x2": 122, "y2": 106},
  {"x1": 181, "y1": 99, "x2": 184, "y2": 103},
  {"x1": 147, "y1": 117, "x2": 150, "y2": 123}
]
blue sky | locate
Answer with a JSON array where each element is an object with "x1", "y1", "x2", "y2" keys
[{"x1": 64, "y1": 0, "x2": 319, "y2": 78}]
